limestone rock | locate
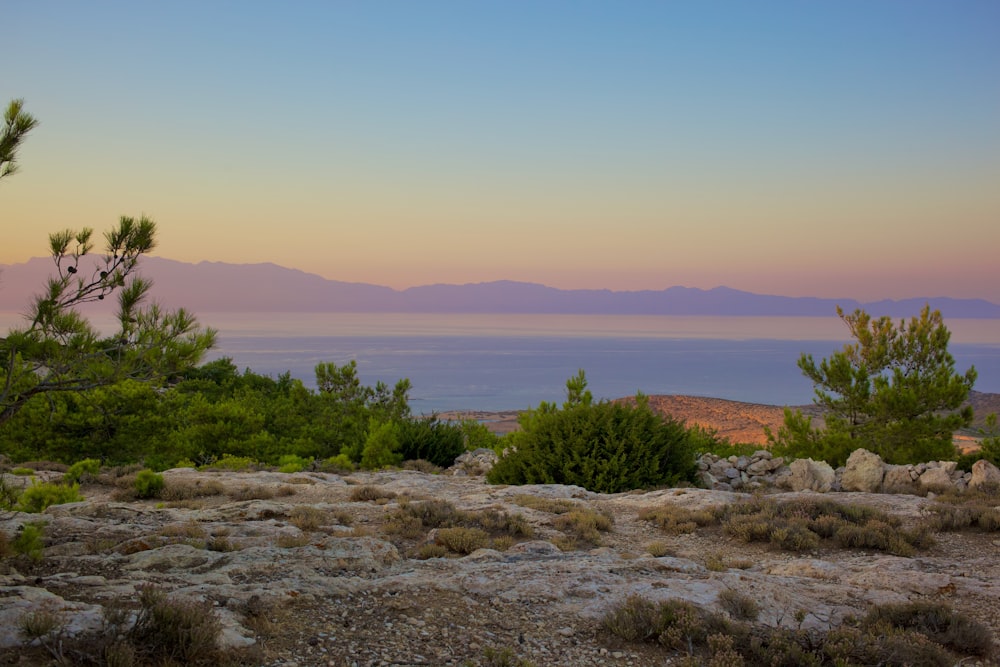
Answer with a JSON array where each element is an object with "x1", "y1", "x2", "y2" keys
[
  {"x1": 787, "y1": 458, "x2": 835, "y2": 493},
  {"x1": 841, "y1": 449, "x2": 885, "y2": 493},
  {"x1": 882, "y1": 466, "x2": 917, "y2": 494},
  {"x1": 969, "y1": 459, "x2": 1000, "y2": 491},
  {"x1": 918, "y1": 466, "x2": 953, "y2": 492}
]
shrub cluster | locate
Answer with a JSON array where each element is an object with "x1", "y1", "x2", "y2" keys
[
  {"x1": 601, "y1": 595, "x2": 993, "y2": 666},
  {"x1": 487, "y1": 373, "x2": 699, "y2": 493},
  {"x1": 382, "y1": 498, "x2": 533, "y2": 556},
  {"x1": 715, "y1": 497, "x2": 932, "y2": 556}
]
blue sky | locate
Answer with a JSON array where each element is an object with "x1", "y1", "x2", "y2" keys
[{"x1": 4, "y1": 1, "x2": 999, "y2": 300}]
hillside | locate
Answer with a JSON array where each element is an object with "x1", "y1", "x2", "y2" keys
[
  {"x1": 2, "y1": 256, "x2": 999, "y2": 317},
  {"x1": 449, "y1": 391, "x2": 1000, "y2": 446}
]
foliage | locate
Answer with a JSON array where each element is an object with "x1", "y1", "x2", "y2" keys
[
  {"x1": 202, "y1": 454, "x2": 258, "y2": 471},
  {"x1": 600, "y1": 594, "x2": 990, "y2": 666},
  {"x1": 12, "y1": 522, "x2": 46, "y2": 562},
  {"x1": 959, "y1": 412, "x2": 1000, "y2": 469},
  {"x1": 130, "y1": 586, "x2": 223, "y2": 665},
  {"x1": 715, "y1": 496, "x2": 930, "y2": 556},
  {"x1": 360, "y1": 418, "x2": 403, "y2": 469},
  {"x1": 459, "y1": 418, "x2": 504, "y2": 452},
  {"x1": 277, "y1": 454, "x2": 310, "y2": 473},
  {"x1": 0, "y1": 98, "x2": 38, "y2": 181},
  {"x1": 134, "y1": 469, "x2": 165, "y2": 499},
  {"x1": 768, "y1": 306, "x2": 976, "y2": 466},
  {"x1": 15, "y1": 481, "x2": 83, "y2": 513},
  {"x1": 396, "y1": 416, "x2": 467, "y2": 467},
  {"x1": 0, "y1": 216, "x2": 217, "y2": 429},
  {"x1": 487, "y1": 371, "x2": 699, "y2": 493},
  {"x1": 64, "y1": 458, "x2": 101, "y2": 484}
]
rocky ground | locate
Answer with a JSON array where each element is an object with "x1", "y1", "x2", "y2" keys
[{"x1": 2, "y1": 464, "x2": 999, "y2": 666}]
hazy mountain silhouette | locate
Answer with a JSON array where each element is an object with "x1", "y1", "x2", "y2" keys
[{"x1": 2, "y1": 256, "x2": 999, "y2": 318}]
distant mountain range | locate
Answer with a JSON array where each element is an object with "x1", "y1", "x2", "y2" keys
[{"x1": 2, "y1": 256, "x2": 999, "y2": 318}]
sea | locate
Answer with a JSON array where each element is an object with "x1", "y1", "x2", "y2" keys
[{"x1": 3, "y1": 312, "x2": 999, "y2": 414}]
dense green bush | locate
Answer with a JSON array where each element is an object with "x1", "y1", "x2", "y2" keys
[
  {"x1": 396, "y1": 416, "x2": 467, "y2": 468},
  {"x1": 64, "y1": 458, "x2": 101, "y2": 484},
  {"x1": 487, "y1": 371, "x2": 699, "y2": 493},
  {"x1": 15, "y1": 481, "x2": 83, "y2": 513},
  {"x1": 134, "y1": 469, "x2": 165, "y2": 499}
]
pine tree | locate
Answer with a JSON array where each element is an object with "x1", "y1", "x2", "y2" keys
[{"x1": 769, "y1": 305, "x2": 976, "y2": 465}]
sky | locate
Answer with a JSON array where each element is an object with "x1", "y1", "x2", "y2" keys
[{"x1": 3, "y1": 1, "x2": 999, "y2": 301}]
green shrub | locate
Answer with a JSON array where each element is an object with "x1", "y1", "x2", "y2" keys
[
  {"x1": 0, "y1": 473, "x2": 22, "y2": 509},
  {"x1": 134, "y1": 469, "x2": 165, "y2": 499},
  {"x1": 319, "y1": 453, "x2": 355, "y2": 472},
  {"x1": 360, "y1": 419, "x2": 403, "y2": 469},
  {"x1": 277, "y1": 454, "x2": 310, "y2": 473},
  {"x1": 9, "y1": 467, "x2": 34, "y2": 476},
  {"x1": 396, "y1": 416, "x2": 466, "y2": 467},
  {"x1": 201, "y1": 454, "x2": 257, "y2": 471},
  {"x1": 64, "y1": 458, "x2": 101, "y2": 484},
  {"x1": 15, "y1": 481, "x2": 83, "y2": 513},
  {"x1": 12, "y1": 522, "x2": 46, "y2": 562},
  {"x1": 487, "y1": 373, "x2": 698, "y2": 493}
]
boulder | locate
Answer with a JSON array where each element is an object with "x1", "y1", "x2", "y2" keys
[
  {"x1": 882, "y1": 466, "x2": 918, "y2": 495},
  {"x1": 841, "y1": 449, "x2": 885, "y2": 493},
  {"x1": 450, "y1": 448, "x2": 499, "y2": 476},
  {"x1": 787, "y1": 458, "x2": 835, "y2": 493},
  {"x1": 969, "y1": 459, "x2": 1000, "y2": 491},
  {"x1": 917, "y1": 466, "x2": 953, "y2": 492}
]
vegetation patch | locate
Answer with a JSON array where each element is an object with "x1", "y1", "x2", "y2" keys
[
  {"x1": 601, "y1": 595, "x2": 992, "y2": 666},
  {"x1": 289, "y1": 506, "x2": 329, "y2": 532},
  {"x1": 714, "y1": 496, "x2": 929, "y2": 556},
  {"x1": 552, "y1": 507, "x2": 613, "y2": 550},
  {"x1": 15, "y1": 481, "x2": 82, "y2": 513},
  {"x1": 434, "y1": 527, "x2": 490, "y2": 554},
  {"x1": 511, "y1": 494, "x2": 579, "y2": 514},
  {"x1": 349, "y1": 485, "x2": 398, "y2": 503},
  {"x1": 639, "y1": 503, "x2": 716, "y2": 534},
  {"x1": 487, "y1": 371, "x2": 699, "y2": 493}
]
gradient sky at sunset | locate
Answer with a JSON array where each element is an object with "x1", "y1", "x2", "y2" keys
[{"x1": 3, "y1": 2, "x2": 999, "y2": 301}]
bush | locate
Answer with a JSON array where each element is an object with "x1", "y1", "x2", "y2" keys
[
  {"x1": 277, "y1": 454, "x2": 311, "y2": 473},
  {"x1": 435, "y1": 527, "x2": 489, "y2": 554},
  {"x1": 360, "y1": 419, "x2": 403, "y2": 469},
  {"x1": 130, "y1": 586, "x2": 222, "y2": 665},
  {"x1": 201, "y1": 454, "x2": 258, "y2": 471},
  {"x1": 134, "y1": 469, "x2": 165, "y2": 499},
  {"x1": 319, "y1": 453, "x2": 355, "y2": 472},
  {"x1": 12, "y1": 522, "x2": 46, "y2": 562},
  {"x1": 717, "y1": 589, "x2": 760, "y2": 621},
  {"x1": 64, "y1": 458, "x2": 101, "y2": 484},
  {"x1": 487, "y1": 373, "x2": 698, "y2": 493},
  {"x1": 15, "y1": 481, "x2": 83, "y2": 513},
  {"x1": 860, "y1": 600, "x2": 994, "y2": 657},
  {"x1": 717, "y1": 497, "x2": 926, "y2": 556},
  {"x1": 601, "y1": 595, "x2": 988, "y2": 666},
  {"x1": 396, "y1": 416, "x2": 466, "y2": 468}
]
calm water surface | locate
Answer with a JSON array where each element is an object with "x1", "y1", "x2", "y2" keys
[{"x1": 4, "y1": 312, "x2": 998, "y2": 413}]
